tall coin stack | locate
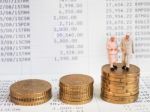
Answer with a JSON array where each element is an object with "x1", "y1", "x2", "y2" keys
[
  {"x1": 10, "y1": 79, "x2": 52, "y2": 106},
  {"x1": 59, "y1": 74, "x2": 94, "y2": 104},
  {"x1": 101, "y1": 64, "x2": 140, "y2": 104}
]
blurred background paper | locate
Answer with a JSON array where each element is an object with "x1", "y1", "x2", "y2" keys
[{"x1": 0, "y1": 0, "x2": 150, "y2": 111}]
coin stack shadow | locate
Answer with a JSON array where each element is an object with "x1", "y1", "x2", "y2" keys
[
  {"x1": 101, "y1": 64, "x2": 140, "y2": 104},
  {"x1": 59, "y1": 74, "x2": 94, "y2": 105},
  {"x1": 10, "y1": 79, "x2": 52, "y2": 106}
]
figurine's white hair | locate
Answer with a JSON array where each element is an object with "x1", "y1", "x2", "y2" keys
[{"x1": 108, "y1": 36, "x2": 117, "y2": 42}]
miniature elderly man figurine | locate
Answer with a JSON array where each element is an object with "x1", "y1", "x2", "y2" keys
[
  {"x1": 107, "y1": 36, "x2": 118, "y2": 71},
  {"x1": 120, "y1": 33, "x2": 134, "y2": 71}
]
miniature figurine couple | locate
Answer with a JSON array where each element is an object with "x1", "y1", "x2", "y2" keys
[{"x1": 107, "y1": 33, "x2": 134, "y2": 71}]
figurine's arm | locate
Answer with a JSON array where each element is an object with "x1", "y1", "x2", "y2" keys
[
  {"x1": 120, "y1": 39, "x2": 123, "y2": 52},
  {"x1": 106, "y1": 39, "x2": 111, "y2": 50},
  {"x1": 116, "y1": 41, "x2": 119, "y2": 51}
]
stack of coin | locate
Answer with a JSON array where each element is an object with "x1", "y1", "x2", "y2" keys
[
  {"x1": 10, "y1": 79, "x2": 52, "y2": 106},
  {"x1": 101, "y1": 64, "x2": 140, "y2": 104},
  {"x1": 59, "y1": 74, "x2": 94, "y2": 104}
]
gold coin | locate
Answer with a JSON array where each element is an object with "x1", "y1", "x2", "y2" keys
[
  {"x1": 101, "y1": 78, "x2": 139, "y2": 85},
  {"x1": 60, "y1": 92, "x2": 93, "y2": 101},
  {"x1": 102, "y1": 78, "x2": 139, "y2": 85},
  {"x1": 60, "y1": 92, "x2": 92, "y2": 97},
  {"x1": 102, "y1": 76, "x2": 139, "y2": 82},
  {"x1": 60, "y1": 83, "x2": 93, "y2": 89},
  {"x1": 101, "y1": 84, "x2": 139, "y2": 91},
  {"x1": 60, "y1": 95, "x2": 92, "y2": 101},
  {"x1": 10, "y1": 93, "x2": 51, "y2": 101},
  {"x1": 60, "y1": 74, "x2": 94, "y2": 87},
  {"x1": 60, "y1": 97, "x2": 93, "y2": 102},
  {"x1": 102, "y1": 71, "x2": 140, "y2": 78},
  {"x1": 60, "y1": 98, "x2": 93, "y2": 105},
  {"x1": 101, "y1": 95, "x2": 138, "y2": 104},
  {"x1": 10, "y1": 79, "x2": 52, "y2": 106},
  {"x1": 101, "y1": 64, "x2": 140, "y2": 104},
  {"x1": 102, "y1": 72, "x2": 140, "y2": 79},
  {"x1": 10, "y1": 90, "x2": 51, "y2": 99},
  {"x1": 10, "y1": 97, "x2": 50, "y2": 106},
  {"x1": 59, "y1": 74, "x2": 93, "y2": 105},
  {"x1": 101, "y1": 90, "x2": 139, "y2": 97},
  {"x1": 10, "y1": 79, "x2": 51, "y2": 97},
  {"x1": 59, "y1": 85, "x2": 93, "y2": 92},
  {"x1": 102, "y1": 63, "x2": 140, "y2": 78},
  {"x1": 101, "y1": 93, "x2": 139, "y2": 101},
  {"x1": 60, "y1": 90, "x2": 93, "y2": 95},
  {"x1": 59, "y1": 83, "x2": 93, "y2": 89},
  {"x1": 101, "y1": 86, "x2": 139, "y2": 93},
  {"x1": 102, "y1": 81, "x2": 138, "y2": 88},
  {"x1": 60, "y1": 90, "x2": 93, "y2": 96}
]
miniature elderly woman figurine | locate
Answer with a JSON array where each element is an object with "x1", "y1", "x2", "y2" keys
[{"x1": 106, "y1": 36, "x2": 118, "y2": 71}]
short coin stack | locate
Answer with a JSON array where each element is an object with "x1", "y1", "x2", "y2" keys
[
  {"x1": 10, "y1": 79, "x2": 52, "y2": 106},
  {"x1": 59, "y1": 74, "x2": 94, "y2": 104},
  {"x1": 101, "y1": 64, "x2": 140, "y2": 104}
]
